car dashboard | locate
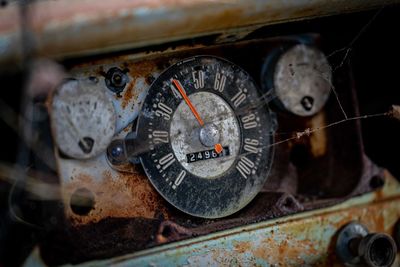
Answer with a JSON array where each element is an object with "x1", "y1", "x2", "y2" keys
[{"x1": 0, "y1": 1, "x2": 400, "y2": 266}]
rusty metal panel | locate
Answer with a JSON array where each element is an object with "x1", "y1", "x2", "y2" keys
[
  {"x1": 79, "y1": 172, "x2": 400, "y2": 266},
  {"x1": 53, "y1": 35, "x2": 368, "y2": 228},
  {"x1": 39, "y1": 36, "x2": 389, "y2": 266},
  {"x1": 55, "y1": 57, "x2": 167, "y2": 225},
  {"x1": 23, "y1": 171, "x2": 400, "y2": 266},
  {"x1": 1, "y1": 0, "x2": 400, "y2": 65}
]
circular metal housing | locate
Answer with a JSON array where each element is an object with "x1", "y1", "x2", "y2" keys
[
  {"x1": 336, "y1": 222, "x2": 397, "y2": 267},
  {"x1": 136, "y1": 56, "x2": 275, "y2": 218},
  {"x1": 263, "y1": 44, "x2": 332, "y2": 116},
  {"x1": 336, "y1": 222, "x2": 369, "y2": 266},
  {"x1": 199, "y1": 123, "x2": 220, "y2": 147},
  {"x1": 51, "y1": 79, "x2": 116, "y2": 159}
]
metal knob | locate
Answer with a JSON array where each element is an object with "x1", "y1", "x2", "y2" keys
[{"x1": 336, "y1": 222, "x2": 396, "y2": 267}]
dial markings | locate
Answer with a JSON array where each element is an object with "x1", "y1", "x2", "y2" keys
[
  {"x1": 158, "y1": 152, "x2": 176, "y2": 171},
  {"x1": 214, "y1": 72, "x2": 226, "y2": 92},
  {"x1": 154, "y1": 102, "x2": 173, "y2": 120},
  {"x1": 241, "y1": 113, "x2": 258, "y2": 129},
  {"x1": 231, "y1": 88, "x2": 247, "y2": 107},
  {"x1": 192, "y1": 70, "x2": 205, "y2": 89},
  {"x1": 243, "y1": 138, "x2": 260, "y2": 154},
  {"x1": 137, "y1": 56, "x2": 274, "y2": 218},
  {"x1": 172, "y1": 170, "x2": 186, "y2": 190},
  {"x1": 152, "y1": 130, "x2": 169, "y2": 144},
  {"x1": 236, "y1": 156, "x2": 256, "y2": 179}
]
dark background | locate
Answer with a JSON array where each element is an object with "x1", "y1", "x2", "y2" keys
[{"x1": 0, "y1": 4, "x2": 399, "y2": 267}]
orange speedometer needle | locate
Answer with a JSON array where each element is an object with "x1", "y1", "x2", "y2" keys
[
  {"x1": 172, "y1": 79, "x2": 223, "y2": 154},
  {"x1": 172, "y1": 79, "x2": 204, "y2": 126}
]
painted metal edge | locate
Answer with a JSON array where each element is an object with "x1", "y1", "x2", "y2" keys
[
  {"x1": 22, "y1": 171, "x2": 400, "y2": 266},
  {"x1": 0, "y1": 0, "x2": 399, "y2": 65}
]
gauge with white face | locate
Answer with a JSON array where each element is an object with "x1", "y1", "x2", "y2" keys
[
  {"x1": 51, "y1": 79, "x2": 116, "y2": 159},
  {"x1": 267, "y1": 44, "x2": 332, "y2": 116},
  {"x1": 136, "y1": 56, "x2": 275, "y2": 218}
]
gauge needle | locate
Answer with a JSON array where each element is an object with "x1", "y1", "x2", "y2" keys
[{"x1": 172, "y1": 79, "x2": 223, "y2": 154}]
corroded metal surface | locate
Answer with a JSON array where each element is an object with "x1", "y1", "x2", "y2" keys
[
  {"x1": 57, "y1": 129, "x2": 170, "y2": 226},
  {"x1": 70, "y1": 60, "x2": 158, "y2": 133},
  {"x1": 56, "y1": 59, "x2": 164, "y2": 225},
  {"x1": 53, "y1": 34, "x2": 378, "y2": 238},
  {"x1": 61, "y1": 161, "x2": 169, "y2": 225},
  {"x1": 70, "y1": 171, "x2": 400, "y2": 267},
  {"x1": 42, "y1": 32, "x2": 390, "y2": 264},
  {"x1": 1, "y1": 0, "x2": 400, "y2": 66},
  {"x1": 22, "y1": 171, "x2": 400, "y2": 266}
]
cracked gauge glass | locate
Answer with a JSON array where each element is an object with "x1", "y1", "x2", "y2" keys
[
  {"x1": 263, "y1": 44, "x2": 332, "y2": 116},
  {"x1": 135, "y1": 56, "x2": 275, "y2": 218},
  {"x1": 51, "y1": 79, "x2": 116, "y2": 159}
]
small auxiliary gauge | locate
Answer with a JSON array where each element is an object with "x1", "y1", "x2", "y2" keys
[
  {"x1": 51, "y1": 79, "x2": 116, "y2": 159},
  {"x1": 262, "y1": 44, "x2": 332, "y2": 116}
]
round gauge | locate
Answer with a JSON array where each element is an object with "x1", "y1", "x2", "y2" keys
[
  {"x1": 51, "y1": 79, "x2": 116, "y2": 159},
  {"x1": 136, "y1": 56, "x2": 275, "y2": 218},
  {"x1": 263, "y1": 44, "x2": 332, "y2": 116}
]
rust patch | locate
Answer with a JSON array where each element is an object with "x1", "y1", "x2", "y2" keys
[
  {"x1": 126, "y1": 58, "x2": 160, "y2": 80},
  {"x1": 121, "y1": 78, "x2": 135, "y2": 109},
  {"x1": 309, "y1": 110, "x2": 327, "y2": 157},
  {"x1": 51, "y1": 171, "x2": 400, "y2": 265},
  {"x1": 155, "y1": 220, "x2": 193, "y2": 244},
  {"x1": 374, "y1": 188, "x2": 384, "y2": 201},
  {"x1": 250, "y1": 198, "x2": 399, "y2": 265},
  {"x1": 64, "y1": 166, "x2": 169, "y2": 225},
  {"x1": 123, "y1": 59, "x2": 160, "y2": 108},
  {"x1": 96, "y1": 66, "x2": 106, "y2": 77},
  {"x1": 326, "y1": 201, "x2": 393, "y2": 234},
  {"x1": 233, "y1": 241, "x2": 252, "y2": 253},
  {"x1": 252, "y1": 236, "x2": 316, "y2": 265},
  {"x1": 121, "y1": 59, "x2": 160, "y2": 109}
]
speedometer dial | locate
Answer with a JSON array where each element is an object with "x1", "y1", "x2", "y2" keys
[{"x1": 136, "y1": 56, "x2": 275, "y2": 218}]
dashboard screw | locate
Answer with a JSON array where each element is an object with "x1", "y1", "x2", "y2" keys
[{"x1": 105, "y1": 67, "x2": 128, "y2": 95}]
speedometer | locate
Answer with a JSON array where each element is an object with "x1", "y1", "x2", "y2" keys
[{"x1": 136, "y1": 56, "x2": 275, "y2": 218}]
